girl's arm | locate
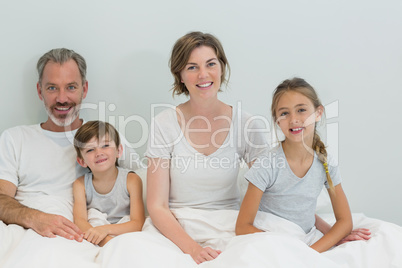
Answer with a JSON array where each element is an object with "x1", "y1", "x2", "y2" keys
[
  {"x1": 310, "y1": 183, "x2": 353, "y2": 252},
  {"x1": 147, "y1": 157, "x2": 220, "y2": 264},
  {"x1": 315, "y1": 215, "x2": 371, "y2": 245},
  {"x1": 236, "y1": 182, "x2": 264, "y2": 235}
]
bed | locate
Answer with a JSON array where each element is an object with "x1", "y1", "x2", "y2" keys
[{"x1": 1, "y1": 167, "x2": 402, "y2": 268}]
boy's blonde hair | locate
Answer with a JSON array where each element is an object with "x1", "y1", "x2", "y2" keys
[
  {"x1": 74, "y1": 121, "x2": 121, "y2": 166},
  {"x1": 271, "y1": 77, "x2": 334, "y2": 191}
]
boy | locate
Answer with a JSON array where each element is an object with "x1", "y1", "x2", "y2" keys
[{"x1": 73, "y1": 121, "x2": 145, "y2": 246}]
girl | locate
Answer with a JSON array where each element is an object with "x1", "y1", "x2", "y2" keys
[
  {"x1": 73, "y1": 120, "x2": 145, "y2": 246},
  {"x1": 236, "y1": 77, "x2": 357, "y2": 252}
]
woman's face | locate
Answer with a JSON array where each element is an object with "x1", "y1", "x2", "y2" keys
[{"x1": 180, "y1": 45, "x2": 222, "y2": 100}]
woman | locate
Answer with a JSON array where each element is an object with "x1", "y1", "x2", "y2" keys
[{"x1": 145, "y1": 31, "x2": 268, "y2": 264}]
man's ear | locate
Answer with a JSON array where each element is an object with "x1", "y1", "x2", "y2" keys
[
  {"x1": 82, "y1": 81, "x2": 89, "y2": 99},
  {"x1": 117, "y1": 144, "x2": 123, "y2": 158},
  {"x1": 37, "y1": 83, "x2": 43, "y2": 101},
  {"x1": 77, "y1": 157, "x2": 88, "y2": 168}
]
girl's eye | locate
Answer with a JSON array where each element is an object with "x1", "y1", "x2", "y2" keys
[
  {"x1": 280, "y1": 112, "x2": 288, "y2": 117},
  {"x1": 298, "y1": 109, "x2": 306, "y2": 113}
]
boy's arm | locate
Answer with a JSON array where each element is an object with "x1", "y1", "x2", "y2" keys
[
  {"x1": 72, "y1": 177, "x2": 93, "y2": 232},
  {"x1": 235, "y1": 182, "x2": 264, "y2": 235},
  {"x1": 0, "y1": 179, "x2": 83, "y2": 241}
]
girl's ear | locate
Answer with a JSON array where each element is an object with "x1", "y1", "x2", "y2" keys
[
  {"x1": 315, "y1": 105, "x2": 324, "y2": 122},
  {"x1": 117, "y1": 144, "x2": 123, "y2": 158},
  {"x1": 77, "y1": 157, "x2": 88, "y2": 168}
]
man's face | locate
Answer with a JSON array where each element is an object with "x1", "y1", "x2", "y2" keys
[{"x1": 37, "y1": 59, "x2": 88, "y2": 132}]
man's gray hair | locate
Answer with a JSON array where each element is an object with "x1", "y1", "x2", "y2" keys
[{"x1": 37, "y1": 48, "x2": 87, "y2": 85}]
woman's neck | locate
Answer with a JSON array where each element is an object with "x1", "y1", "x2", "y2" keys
[{"x1": 181, "y1": 97, "x2": 226, "y2": 118}]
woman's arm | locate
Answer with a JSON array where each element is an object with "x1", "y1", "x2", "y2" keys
[
  {"x1": 310, "y1": 184, "x2": 353, "y2": 252},
  {"x1": 236, "y1": 182, "x2": 264, "y2": 235},
  {"x1": 147, "y1": 157, "x2": 220, "y2": 264}
]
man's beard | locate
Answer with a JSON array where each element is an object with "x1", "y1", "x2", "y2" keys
[{"x1": 44, "y1": 102, "x2": 81, "y2": 128}]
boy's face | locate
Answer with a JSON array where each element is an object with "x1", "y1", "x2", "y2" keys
[{"x1": 77, "y1": 135, "x2": 122, "y2": 173}]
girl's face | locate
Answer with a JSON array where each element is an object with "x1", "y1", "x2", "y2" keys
[
  {"x1": 275, "y1": 91, "x2": 323, "y2": 146},
  {"x1": 180, "y1": 45, "x2": 222, "y2": 100}
]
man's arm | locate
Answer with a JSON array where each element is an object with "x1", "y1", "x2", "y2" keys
[{"x1": 0, "y1": 179, "x2": 83, "y2": 241}]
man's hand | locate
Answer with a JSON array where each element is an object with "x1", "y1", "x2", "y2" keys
[{"x1": 32, "y1": 212, "x2": 83, "y2": 242}]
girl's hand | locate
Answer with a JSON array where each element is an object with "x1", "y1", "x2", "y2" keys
[
  {"x1": 336, "y1": 228, "x2": 371, "y2": 245},
  {"x1": 191, "y1": 245, "x2": 221, "y2": 264},
  {"x1": 84, "y1": 226, "x2": 109, "y2": 245}
]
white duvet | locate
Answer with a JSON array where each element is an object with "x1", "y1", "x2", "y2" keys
[{"x1": 1, "y1": 197, "x2": 402, "y2": 267}]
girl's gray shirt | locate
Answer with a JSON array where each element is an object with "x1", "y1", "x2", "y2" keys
[{"x1": 245, "y1": 144, "x2": 341, "y2": 233}]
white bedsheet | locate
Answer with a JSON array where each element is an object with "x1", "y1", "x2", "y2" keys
[
  {"x1": 1, "y1": 203, "x2": 402, "y2": 267},
  {"x1": 97, "y1": 208, "x2": 402, "y2": 268}
]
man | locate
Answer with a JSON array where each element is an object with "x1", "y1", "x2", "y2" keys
[{"x1": 0, "y1": 49, "x2": 138, "y2": 265}]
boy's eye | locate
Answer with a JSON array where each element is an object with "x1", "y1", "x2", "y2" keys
[
  {"x1": 102, "y1": 144, "x2": 110, "y2": 148},
  {"x1": 86, "y1": 149, "x2": 94, "y2": 153}
]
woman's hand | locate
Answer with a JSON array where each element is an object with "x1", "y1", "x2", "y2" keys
[
  {"x1": 336, "y1": 228, "x2": 371, "y2": 245},
  {"x1": 191, "y1": 245, "x2": 221, "y2": 264}
]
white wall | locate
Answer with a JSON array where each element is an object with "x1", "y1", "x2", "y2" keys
[{"x1": 1, "y1": 0, "x2": 401, "y2": 225}]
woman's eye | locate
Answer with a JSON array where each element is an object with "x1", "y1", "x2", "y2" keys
[
  {"x1": 207, "y1": 62, "x2": 216, "y2": 67},
  {"x1": 187, "y1": 66, "x2": 196, "y2": 71}
]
